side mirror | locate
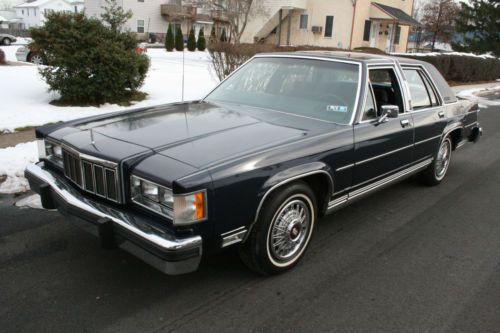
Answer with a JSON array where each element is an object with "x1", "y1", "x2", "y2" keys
[{"x1": 377, "y1": 105, "x2": 399, "y2": 123}]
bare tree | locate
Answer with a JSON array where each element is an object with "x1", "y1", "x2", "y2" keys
[
  {"x1": 205, "y1": 0, "x2": 265, "y2": 44},
  {"x1": 421, "y1": 0, "x2": 460, "y2": 51}
]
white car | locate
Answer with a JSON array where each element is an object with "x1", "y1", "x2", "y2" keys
[
  {"x1": 0, "y1": 33, "x2": 16, "y2": 45},
  {"x1": 15, "y1": 45, "x2": 45, "y2": 65}
]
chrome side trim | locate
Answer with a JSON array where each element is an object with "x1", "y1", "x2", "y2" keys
[
  {"x1": 327, "y1": 195, "x2": 348, "y2": 209},
  {"x1": 336, "y1": 163, "x2": 354, "y2": 172},
  {"x1": 415, "y1": 134, "x2": 441, "y2": 146},
  {"x1": 326, "y1": 158, "x2": 433, "y2": 212},
  {"x1": 356, "y1": 144, "x2": 413, "y2": 166},
  {"x1": 349, "y1": 158, "x2": 432, "y2": 199},
  {"x1": 221, "y1": 227, "x2": 248, "y2": 248}
]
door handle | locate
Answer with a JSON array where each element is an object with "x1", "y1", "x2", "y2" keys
[
  {"x1": 438, "y1": 111, "x2": 445, "y2": 118},
  {"x1": 400, "y1": 119, "x2": 411, "y2": 128}
]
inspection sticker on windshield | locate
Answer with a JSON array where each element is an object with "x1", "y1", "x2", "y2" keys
[{"x1": 326, "y1": 105, "x2": 348, "y2": 113}]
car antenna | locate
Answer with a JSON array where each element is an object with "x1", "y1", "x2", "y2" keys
[{"x1": 182, "y1": 42, "x2": 185, "y2": 102}]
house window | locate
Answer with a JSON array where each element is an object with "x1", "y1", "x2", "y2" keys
[
  {"x1": 27, "y1": 8, "x2": 29, "y2": 16},
  {"x1": 363, "y1": 20, "x2": 371, "y2": 41},
  {"x1": 394, "y1": 25, "x2": 401, "y2": 45},
  {"x1": 137, "y1": 20, "x2": 145, "y2": 33},
  {"x1": 138, "y1": 0, "x2": 144, "y2": 2},
  {"x1": 299, "y1": 14, "x2": 308, "y2": 30},
  {"x1": 34, "y1": 8, "x2": 36, "y2": 16},
  {"x1": 22, "y1": 9, "x2": 24, "y2": 15},
  {"x1": 74, "y1": 6, "x2": 78, "y2": 12},
  {"x1": 324, "y1": 15, "x2": 334, "y2": 37}
]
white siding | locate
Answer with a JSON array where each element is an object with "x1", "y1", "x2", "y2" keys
[{"x1": 85, "y1": 0, "x2": 168, "y2": 35}]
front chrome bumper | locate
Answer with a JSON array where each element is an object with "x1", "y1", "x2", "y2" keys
[{"x1": 25, "y1": 162, "x2": 202, "y2": 275}]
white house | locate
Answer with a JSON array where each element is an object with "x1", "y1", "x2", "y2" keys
[
  {"x1": 14, "y1": 0, "x2": 84, "y2": 29},
  {"x1": 85, "y1": 0, "x2": 223, "y2": 42}
]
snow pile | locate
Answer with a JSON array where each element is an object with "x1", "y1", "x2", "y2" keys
[
  {"x1": 0, "y1": 48, "x2": 218, "y2": 133},
  {"x1": 392, "y1": 51, "x2": 497, "y2": 59},
  {"x1": 0, "y1": 141, "x2": 38, "y2": 194},
  {"x1": 457, "y1": 85, "x2": 500, "y2": 108},
  {"x1": 15, "y1": 194, "x2": 44, "y2": 209}
]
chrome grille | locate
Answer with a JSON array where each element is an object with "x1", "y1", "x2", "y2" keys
[
  {"x1": 62, "y1": 148, "x2": 121, "y2": 203},
  {"x1": 62, "y1": 149, "x2": 82, "y2": 187}
]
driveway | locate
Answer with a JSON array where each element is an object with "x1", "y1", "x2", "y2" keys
[{"x1": 1, "y1": 104, "x2": 499, "y2": 332}]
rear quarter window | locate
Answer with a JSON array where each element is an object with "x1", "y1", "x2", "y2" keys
[{"x1": 423, "y1": 63, "x2": 457, "y2": 104}]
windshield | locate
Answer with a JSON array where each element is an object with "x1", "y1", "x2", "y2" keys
[{"x1": 204, "y1": 57, "x2": 361, "y2": 124}]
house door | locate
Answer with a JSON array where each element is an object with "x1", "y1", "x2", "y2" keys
[
  {"x1": 386, "y1": 23, "x2": 394, "y2": 53},
  {"x1": 370, "y1": 21, "x2": 379, "y2": 48}
]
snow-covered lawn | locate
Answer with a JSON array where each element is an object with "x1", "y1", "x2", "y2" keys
[
  {"x1": 0, "y1": 46, "x2": 218, "y2": 133},
  {"x1": 0, "y1": 141, "x2": 38, "y2": 193}
]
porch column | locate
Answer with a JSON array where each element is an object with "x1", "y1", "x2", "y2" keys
[
  {"x1": 277, "y1": 9, "x2": 282, "y2": 46},
  {"x1": 286, "y1": 9, "x2": 292, "y2": 46}
]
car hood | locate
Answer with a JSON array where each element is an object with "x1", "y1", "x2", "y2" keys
[{"x1": 53, "y1": 101, "x2": 340, "y2": 169}]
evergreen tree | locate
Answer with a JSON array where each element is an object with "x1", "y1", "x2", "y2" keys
[
  {"x1": 187, "y1": 28, "x2": 196, "y2": 51},
  {"x1": 29, "y1": 9, "x2": 149, "y2": 106},
  {"x1": 220, "y1": 28, "x2": 227, "y2": 42},
  {"x1": 197, "y1": 27, "x2": 206, "y2": 51},
  {"x1": 100, "y1": 0, "x2": 132, "y2": 33},
  {"x1": 209, "y1": 25, "x2": 216, "y2": 44},
  {"x1": 165, "y1": 23, "x2": 174, "y2": 51},
  {"x1": 453, "y1": 0, "x2": 500, "y2": 56},
  {"x1": 175, "y1": 26, "x2": 184, "y2": 51}
]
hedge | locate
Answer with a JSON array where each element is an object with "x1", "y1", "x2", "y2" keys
[
  {"x1": 208, "y1": 42, "x2": 500, "y2": 83},
  {"x1": 396, "y1": 54, "x2": 500, "y2": 83}
]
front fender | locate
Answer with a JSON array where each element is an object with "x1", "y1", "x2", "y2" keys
[
  {"x1": 253, "y1": 162, "x2": 334, "y2": 227},
  {"x1": 261, "y1": 162, "x2": 333, "y2": 195}
]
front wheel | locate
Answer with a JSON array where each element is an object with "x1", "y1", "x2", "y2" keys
[
  {"x1": 2, "y1": 38, "x2": 11, "y2": 46},
  {"x1": 239, "y1": 181, "x2": 317, "y2": 275},
  {"x1": 419, "y1": 136, "x2": 452, "y2": 186}
]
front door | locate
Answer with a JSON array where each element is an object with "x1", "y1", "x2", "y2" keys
[
  {"x1": 370, "y1": 21, "x2": 379, "y2": 48},
  {"x1": 352, "y1": 66, "x2": 414, "y2": 188}
]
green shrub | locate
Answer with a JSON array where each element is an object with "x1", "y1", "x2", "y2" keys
[
  {"x1": 197, "y1": 28, "x2": 206, "y2": 51},
  {"x1": 187, "y1": 28, "x2": 196, "y2": 51},
  {"x1": 175, "y1": 27, "x2": 184, "y2": 51},
  {"x1": 30, "y1": 9, "x2": 149, "y2": 106},
  {"x1": 398, "y1": 54, "x2": 500, "y2": 82},
  {"x1": 165, "y1": 23, "x2": 174, "y2": 51}
]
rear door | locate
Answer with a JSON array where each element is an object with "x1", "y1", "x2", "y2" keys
[
  {"x1": 402, "y1": 66, "x2": 447, "y2": 162},
  {"x1": 352, "y1": 66, "x2": 414, "y2": 188}
]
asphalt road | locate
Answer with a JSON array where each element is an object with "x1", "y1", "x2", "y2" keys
[{"x1": 1, "y1": 105, "x2": 499, "y2": 333}]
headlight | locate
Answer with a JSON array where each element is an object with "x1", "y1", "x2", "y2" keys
[
  {"x1": 130, "y1": 175, "x2": 206, "y2": 225},
  {"x1": 39, "y1": 139, "x2": 63, "y2": 168}
]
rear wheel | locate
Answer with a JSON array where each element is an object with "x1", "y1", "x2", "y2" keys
[
  {"x1": 419, "y1": 136, "x2": 452, "y2": 186},
  {"x1": 239, "y1": 181, "x2": 316, "y2": 275},
  {"x1": 2, "y1": 38, "x2": 11, "y2": 46}
]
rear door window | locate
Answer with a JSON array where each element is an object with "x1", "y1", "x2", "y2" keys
[{"x1": 403, "y1": 69, "x2": 433, "y2": 110}]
